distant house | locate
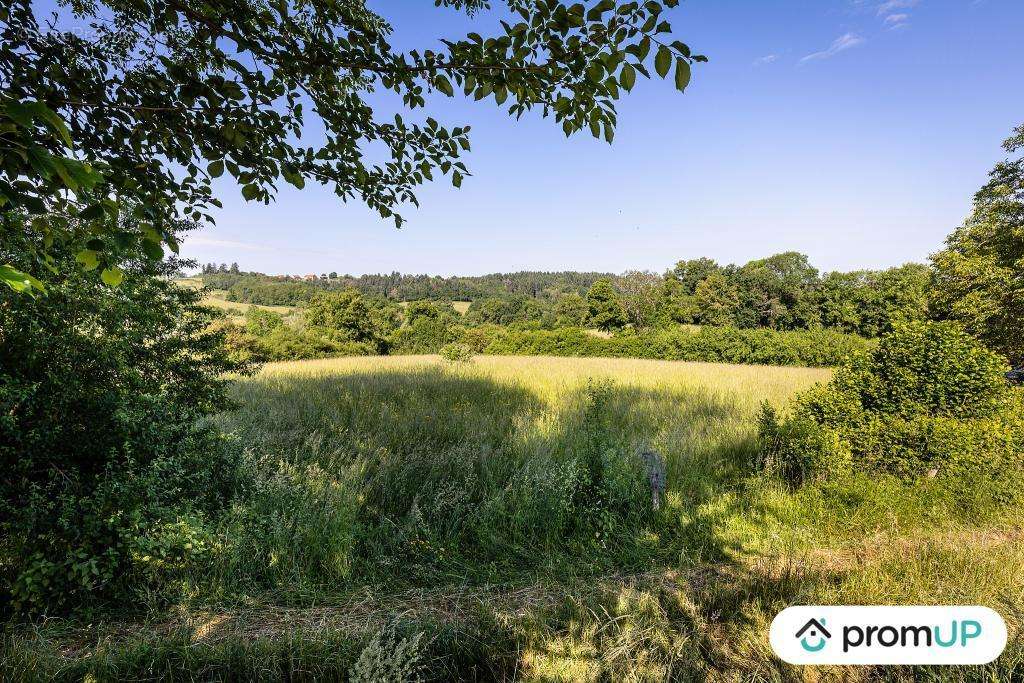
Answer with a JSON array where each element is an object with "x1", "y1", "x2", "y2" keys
[{"x1": 302, "y1": 274, "x2": 318, "y2": 281}]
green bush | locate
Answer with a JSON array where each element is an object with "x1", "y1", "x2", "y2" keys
[
  {"x1": 833, "y1": 320, "x2": 1009, "y2": 418},
  {"x1": 245, "y1": 307, "x2": 285, "y2": 336},
  {"x1": 461, "y1": 325, "x2": 871, "y2": 368},
  {"x1": 0, "y1": 231, "x2": 242, "y2": 613},
  {"x1": 439, "y1": 342, "x2": 474, "y2": 363},
  {"x1": 390, "y1": 317, "x2": 462, "y2": 354},
  {"x1": 760, "y1": 321, "x2": 1019, "y2": 486}
]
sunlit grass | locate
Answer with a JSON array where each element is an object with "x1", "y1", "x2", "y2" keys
[
  {"x1": 255, "y1": 354, "x2": 828, "y2": 407},
  {"x1": 6, "y1": 355, "x2": 1022, "y2": 681}
]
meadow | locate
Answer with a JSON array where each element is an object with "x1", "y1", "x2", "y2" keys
[{"x1": 5, "y1": 355, "x2": 1023, "y2": 681}]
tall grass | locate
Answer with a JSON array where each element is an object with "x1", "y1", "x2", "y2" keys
[
  {"x1": 204, "y1": 357, "x2": 826, "y2": 591},
  {"x1": 5, "y1": 355, "x2": 1022, "y2": 681}
]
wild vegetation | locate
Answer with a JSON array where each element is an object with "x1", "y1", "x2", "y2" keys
[
  {"x1": 199, "y1": 252, "x2": 931, "y2": 338},
  {"x1": 4, "y1": 355, "x2": 1022, "y2": 680},
  {"x1": 2, "y1": 0, "x2": 1023, "y2": 677}
]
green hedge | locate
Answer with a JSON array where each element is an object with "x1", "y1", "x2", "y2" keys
[
  {"x1": 759, "y1": 321, "x2": 1022, "y2": 487},
  {"x1": 460, "y1": 325, "x2": 872, "y2": 368},
  {"x1": 237, "y1": 319, "x2": 872, "y2": 369}
]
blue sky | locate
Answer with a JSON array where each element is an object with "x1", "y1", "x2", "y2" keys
[{"x1": 182, "y1": 0, "x2": 1024, "y2": 276}]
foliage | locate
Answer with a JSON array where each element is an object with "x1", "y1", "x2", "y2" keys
[
  {"x1": 305, "y1": 290, "x2": 400, "y2": 354},
  {"x1": 465, "y1": 294, "x2": 546, "y2": 327},
  {"x1": 0, "y1": 231, "x2": 242, "y2": 612},
  {"x1": 465, "y1": 324, "x2": 870, "y2": 367},
  {"x1": 586, "y1": 278, "x2": 627, "y2": 331},
  {"x1": 209, "y1": 269, "x2": 615, "y2": 305},
  {"x1": 730, "y1": 252, "x2": 820, "y2": 330},
  {"x1": 244, "y1": 307, "x2": 285, "y2": 336},
  {"x1": 202, "y1": 250, "x2": 931, "y2": 338},
  {"x1": 439, "y1": 342, "x2": 475, "y2": 363},
  {"x1": 8, "y1": 355, "x2": 1024, "y2": 679},
  {"x1": 617, "y1": 270, "x2": 663, "y2": 328},
  {"x1": 931, "y1": 123, "x2": 1024, "y2": 364},
  {"x1": 759, "y1": 321, "x2": 1019, "y2": 486},
  {"x1": 554, "y1": 292, "x2": 589, "y2": 327},
  {"x1": 2, "y1": 0, "x2": 702, "y2": 283},
  {"x1": 348, "y1": 622, "x2": 430, "y2": 683}
]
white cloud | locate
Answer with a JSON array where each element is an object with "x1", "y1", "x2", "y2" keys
[
  {"x1": 877, "y1": 0, "x2": 919, "y2": 15},
  {"x1": 884, "y1": 12, "x2": 910, "y2": 29},
  {"x1": 752, "y1": 54, "x2": 778, "y2": 66},
  {"x1": 799, "y1": 33, "x2": 865, "y2": 63}
]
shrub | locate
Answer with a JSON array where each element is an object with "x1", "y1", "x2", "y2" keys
[
  {"x1": 460, "y1": 325, "x2": 871, "y2": 368},
  {"x1": 0, "y1": 230, "x2": 242, "y2": 612},
  {"x1": 390, "y1": 316, "x2": 462, "y2": 354},
  {"x1": 760, "y1": 321, "x2": 1018, "y2": 486},
  {"x1": 439, "y1": 342, "x2": 474, "y2": 363},
  {"x1": 245, "y1": 307, "x2": 285, "y2": 336},
  {"x1": 348, "y1": 621, "x2": 431, "y2": 683}
]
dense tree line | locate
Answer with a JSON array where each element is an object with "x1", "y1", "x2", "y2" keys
[
  {"x1": 202, "y1": 269, "x2": 614, "y2": 305},
  {"x1": 203, "y1": 252, "x2": 930, "y2": 338}
]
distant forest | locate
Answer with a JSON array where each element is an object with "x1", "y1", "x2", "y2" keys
[
  {"x1": 200, "y1": 265, "x2": 612, "y2": 302},
  {"x1": 197, "y1": 251, "x2": 930, "y2": 338}
]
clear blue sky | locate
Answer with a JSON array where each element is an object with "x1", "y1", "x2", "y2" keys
[{"x1": 182, "y1": 0, "x2": 1024, "y2": 276}]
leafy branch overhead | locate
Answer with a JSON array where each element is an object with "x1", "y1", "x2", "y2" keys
[{"x1": 0, "y1": 0, "x2": 703, "y2": 291}]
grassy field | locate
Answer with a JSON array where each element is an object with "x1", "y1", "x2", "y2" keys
[
  {"x1": 199, "y1": 289, "x2": 296, "y2": 317},
  {"x1": 5, "y1": 355, "x2": 1023, "y2": 681},
  {"x1": 398, "y1": 299, "x2": 471, "y2": 314}
]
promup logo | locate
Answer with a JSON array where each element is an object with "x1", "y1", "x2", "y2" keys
[
  {"x1": 795, "y1": 618, "x2": 831, "y2": 652},
  {"x1": 770, "y1": 606, "x2": 1007, "y2": 665}
]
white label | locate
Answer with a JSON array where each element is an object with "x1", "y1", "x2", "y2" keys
[{"x1": 770, "y1": 606, "x2": 1007, "y2": 665}]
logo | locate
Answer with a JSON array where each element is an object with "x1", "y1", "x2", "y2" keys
[
  {"x1": 770, "y1": 606, "x2": 1007, "y2": 665},
  {"x1": 795, "y1": 618, "x2": 831, "y2": 652}
]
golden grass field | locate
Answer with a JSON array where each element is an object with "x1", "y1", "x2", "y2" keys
[{"x1": 256, "y1": 354, "x2": 829, "y2": 410}]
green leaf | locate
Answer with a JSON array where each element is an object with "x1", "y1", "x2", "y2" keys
[
  {"x1": 0, "y1": 264, "x2": 45, "y2": 294},
  {"x1": 49, "y1": 158, "x2": 80, "y2": 192},
  {"x1": 452, "y1": 171, "x2": 463, "y2": 188},
  {"x1": 76, "y1": 249, "x2": 100, "y2": 271},
  {"x1": 208, "y1": 160, "x2": 225, "y2": 178},
  {"x1": 620, "y1": 63, "x2": 636, "y2": 91},
  {"x1": 27, "y1": 102, "x2": 73, "y2": 147},
  {"x1": 655, "y1": 46, "x2": 672, "y2": 78},
  {"x1": 100, "y1": 267, "x2": 124, "y2": 286},
  {"x1": 241, "y1": 184, "x2": 260, "y2": 200},
  {"x1": 435, "y1": 75, "x2": 454, "y2": 97},
  {"x1": 4, "y1": 101, "x2": 33, "y2": 127},
  {"x1": 141, "y1": 239, "x2": 164, "y2": 261},
  {"x1": 78, "y1": 203, "x2": 105, "y2": 220},
  {"x1": 282, "y1": 167, "x2": 305, "y2": 189},
  {"x1": 587, "y1": 62, "x2": 605, "y2": 84},
  {"x1": 674, "y1": 58, "x2": 691, "y2": 92}
]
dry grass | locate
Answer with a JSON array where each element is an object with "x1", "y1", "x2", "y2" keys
[
  {"x1": 256, "y1": 354, "x2": 829, "y2": 411},
  {"x1": 199, "y1": 291, "x2": 295, "y2": 315},
  {"x1": 398, "y1": 300, "x2": 471, "y2": 314}
]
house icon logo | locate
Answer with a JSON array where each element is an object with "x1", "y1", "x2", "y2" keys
[{"x1": 795, "y1": 618, "x2": 831, "y2": 652}]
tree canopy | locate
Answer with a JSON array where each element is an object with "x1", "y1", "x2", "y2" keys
[
  {"x1": 930, "y1": 123, "x2": 1024, "y2": 364},
  {"x1": 1, "y1": 0, "x2": 703, "y2": 292}
]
